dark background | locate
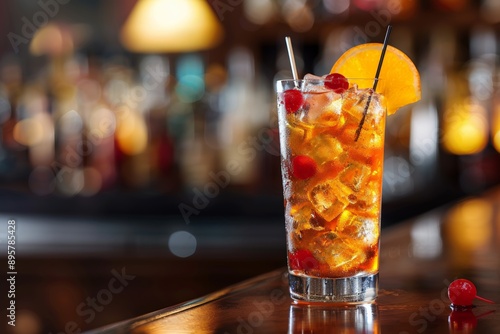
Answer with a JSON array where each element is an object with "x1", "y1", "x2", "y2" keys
[{"x1": 1, "y1": 0, "x2": 500, "y2": 333}]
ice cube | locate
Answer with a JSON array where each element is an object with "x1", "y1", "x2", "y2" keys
[
  {"x1": 341, "y1": 87, "x2": 372, "y2": 124},
  {"x1": 283, "y1": 176, "x2": 309, "y2": 205},
  {"x1": 356, "y1": 130, "x2": 383, "y2": 149},
  {"x1": 303, "y1": 73, "x2": 323, "y2": 81},
  {"x1": 298, "y1": 74, "x2": 345, "y2": 124},
  {"x1": 306, "y1": 133, "x2": 344, "y2": 165},
  {"x1": 339, "y1": 162, "x2": 370, "y2": 193},
  {"x1": 308, "y1": 179, "x2": 349, "y2": 221},
  {"x1": 302, "y1": 77, "x2": 330, "y2": 94},
  {"x1": 285, "y1": 117, "x2": 313, "y2": 155},
  {"x1": 299, "y1": 77, "x2": 336, "y2": 122},
  {"x1": 307, "y1": 96, "x2": 343, "y2": 127},
  {"x1": 364, "y1": 92, "x2": 386, "y2": 126},
  {"x1": 336, "y1": 211, "x2": 379, "y2": 246},
  {"x1": 290, "y1": 201, "x2": 326, "y2": 232},
  {"x1": 312, "y1": 231, "x2": 367, "y2": 273},
  {"x1": 347, "y1": 186, "x2": 380, "y2": 216},
  {"x1": 341, "y1": 88, "x2": 386, "y2": 130},
  {"x1": 301, "y1": 90, "x2": 335, "y2": 122}
]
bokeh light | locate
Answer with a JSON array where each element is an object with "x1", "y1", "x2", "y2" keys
[
  {"x1": 244, "y1": 0, "x2": 278, "y2": 25},
  {"x1": 175, "y1": 55, "x2": 205, "y2": 103},
  {"x1": 88, "y1": 107, "x2": 116, "y2": 140},
  {"x1": 13, "y1": 118, "x2": 44, "y2": 146},
  {"x1": 353, "y1": 0, "x2": 382, "y2": 11},
  {"x1": 442, "y1": 98, "x2": 488, "y2": 155},
  {"x1": 168, "y1": 231, "x2": 197, "y2": 258},
  {"x1": 492, "y1": 103, "x2": 500, "y2": 153},
  {"x1": 115, "y1": 106, "x2": 148, "y2": 155},
  {"x1": 389, "y1": 0, "x2": 418, "y2": 19},
  {"x1": 323, "y1": 0, "x2": 350, "y2": 14},
  {"x1": 446, "y1": 199, "x2": 492, "y2": 251},
  {"x1": 282, "y1": 1, "x2": 315, "y2": 32},
  {"x1": 410, "y1": 214, "x2": 442, "y2": 259},
  {"x1": 57, "y1": 168, "x2": 85, "y2": 196}
]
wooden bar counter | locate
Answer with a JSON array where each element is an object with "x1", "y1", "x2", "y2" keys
[{"x1": 87, "y1": 187, "x2": 500, "y2": 333}]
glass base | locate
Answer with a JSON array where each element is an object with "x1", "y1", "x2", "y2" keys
[{"x1": 288, "y1": 272, "x2": 378, "y2": 304}]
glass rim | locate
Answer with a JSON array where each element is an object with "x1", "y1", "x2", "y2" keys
[
  {"x1": 276, "y1": 78, "x2": 381, "y2": 83},
  {"x1": 275, "y1": 78, "x2": 384, "y2": 92}
]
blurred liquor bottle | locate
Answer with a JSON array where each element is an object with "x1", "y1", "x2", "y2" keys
[
  {"x1": 0, "y1": 56, "x2": 30, "y2": 184},
  {"x1": 217, "y1": 47, "x2": 268, "y2": 192},
  {"x1": 442, "y1": 26, "x2": 500, "y2": 193}
]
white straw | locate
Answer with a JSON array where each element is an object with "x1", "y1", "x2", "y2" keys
[{"x1": 285, "y1": 36, "x2": 299, "y2": 81}]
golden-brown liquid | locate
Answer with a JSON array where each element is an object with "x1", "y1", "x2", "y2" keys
[{"x1": 279, "y1": 84, "x2": 386, "y2": 278}]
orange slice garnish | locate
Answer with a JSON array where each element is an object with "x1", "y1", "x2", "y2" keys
[{"x1": 331, "y1": 43, "x2": 421, "y2": 115}]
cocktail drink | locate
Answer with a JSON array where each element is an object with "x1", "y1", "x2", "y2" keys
[
  {"x1": 277, "y1": 77, "x2": 385, "y2": 303},
  {"x1": 276, "y1": 42, "x2": 421, "y2": 303}
]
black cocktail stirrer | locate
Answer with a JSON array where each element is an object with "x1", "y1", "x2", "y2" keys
[{"x1": 354, "y1": 25, "x2": 392, "y2": 142}]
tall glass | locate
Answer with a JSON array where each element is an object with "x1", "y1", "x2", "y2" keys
[{"x1": 276, "y1": 78, "x2": 386, "y2": 303}]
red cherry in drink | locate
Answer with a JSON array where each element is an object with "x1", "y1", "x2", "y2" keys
[
  {"x1": 291, "y1": 155, "x2": 317, "y2": 180},
  {"x1": 325, "y1": 73, "x2": 349, "y2": 93},
  {"x1": 283, "y1": 89, "x2": 304, "y2": 114},
  {"x1": 448, "y1": 279, "x2": 495, "y2": 308},
  {"x1": 289, "y1": 249, "x2": 319, "y2": 271}
]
